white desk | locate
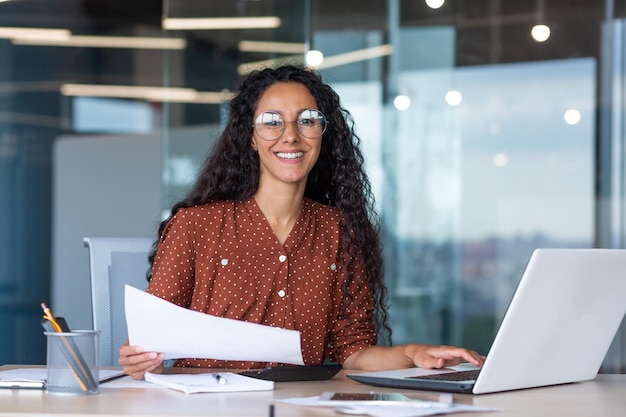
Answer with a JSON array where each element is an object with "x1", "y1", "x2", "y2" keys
[{"x1": 1, "y1": 366, "x2": 625, "y2": 417}]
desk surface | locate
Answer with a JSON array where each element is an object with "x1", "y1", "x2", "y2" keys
[{"x1": 1, "y1": 366, "x2": 625, "y2": 417}]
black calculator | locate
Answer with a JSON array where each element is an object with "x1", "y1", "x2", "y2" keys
[{"x1": 238, "y1": 364, "x2": 342, "y2": 382}]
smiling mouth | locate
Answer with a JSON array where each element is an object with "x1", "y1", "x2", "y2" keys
[{"x1": 276, "y1": 151, "x2": 304, "y2": 159}]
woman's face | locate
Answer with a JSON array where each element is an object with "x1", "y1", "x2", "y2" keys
[{"x1": 251, "y1": 82, "x2": 323, "y2": 189}]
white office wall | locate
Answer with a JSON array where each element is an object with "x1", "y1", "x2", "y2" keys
[{"x1": 52, "y1": 134, "x2": 161, "y2": 330}]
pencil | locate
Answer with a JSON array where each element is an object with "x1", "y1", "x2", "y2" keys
[
  {"x1": 41, "y1": 303, "x2": 63, "y2": 332},
  {"x1": 40, "y1": 303, "x2": 96, "y2": 392}
]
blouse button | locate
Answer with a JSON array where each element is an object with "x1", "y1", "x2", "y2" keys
[
  {"x1": 330, "y1": 263, "x2": 337, "y2": 271},
  {"x1": 221, "y1": 259, "x2": 228, "y2": 266},
  {"x1": 278, "y1": 290, "x2": 286, "y2": 298},
  {"x1": 279, "y1": 255, "x2": 287, "y2": 262}
]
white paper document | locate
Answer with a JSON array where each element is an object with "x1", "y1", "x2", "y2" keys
[
  {"x1": 277, "y1": 396, "x2": 498, "y2": 417},
  {"x1": 0, "y1": 368, "x2": 125, "y2": 390},
  {"x1": 124, "y1": 285, "x2": 305, "y2": 365},
  {"x1": 145, "y1": 372, "x2": 274, "y2": 394}
]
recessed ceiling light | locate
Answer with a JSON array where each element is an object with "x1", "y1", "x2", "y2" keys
[{"x1": 162, "y1": 17, "x2": 281, "y2": 30}]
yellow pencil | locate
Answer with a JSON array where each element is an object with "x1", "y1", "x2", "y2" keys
[
  {"x1": 41, "y1": 302, "x2": 89, "y2": 392},
  {"x1": 41, "y1": 303, "x2": 63, "y2": 332}
]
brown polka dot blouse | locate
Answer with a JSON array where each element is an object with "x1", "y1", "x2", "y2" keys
[{"x1": 147, "y1": 197, "x2": 377, "y2": 369}]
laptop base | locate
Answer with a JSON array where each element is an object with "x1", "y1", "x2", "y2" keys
[{"x1": 347, "y1": 373, "x2": 475, "y2": 394}]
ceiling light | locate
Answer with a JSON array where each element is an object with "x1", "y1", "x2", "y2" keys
[
  {"x1": 492, "y1": 153, "x2": 509, "y2": 168},
  {"x1": 445, "y1": 90, "x2": 463, "y2": 106},
  {"x1": 305, "y1": 50, "x2": 324, "y2": 67},
  {"x1": 393, "y1": 95, "x2": 411, "y2": 111},
  {"x1": 12, "y1": 35, "x2": 186, "y2": 50},
  {"x1": 61, "y1": 84, "x2": 196, "y2": 101},
  {"x1": 0, "y1": 27, "x2": 70, "y2": 40},
  {"x1": 238, "y1": 40, "x2": 304, "y2": 54},
  {"x1": 563, "y1": 109, "x2": 581, "y2": 125},
  {"x1": 425, "y1": 0, "x2": 445, "y2": 9},
  {"x1": 238, "y1": 45, "x2": 394, "y2": 74},
  {"x1": 315, "y1": 44, "x2": 393, "y2": 70},
  {"x1": 531, "y1": 24, "x2": 550, "y2": 42},
  {"x1": 163, "y1": 17, "x2": 281, "y2": 30},
  {"x1": 60, "y1": 84, "x2": 231, "y2": 104}
]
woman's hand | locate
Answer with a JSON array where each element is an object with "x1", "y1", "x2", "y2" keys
[
  {"x1": 118, "y1": 341, "x2": 165, "y2": 380},
  {"x1": 343, "y1": 344, "x2": 485, "y2": 371},
  {"x1": 405, "y1": 344, "x2": 485, "y2": 369}
]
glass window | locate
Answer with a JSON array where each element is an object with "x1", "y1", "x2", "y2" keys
[
  {"x1": 158, "y1": 0, "x2": 619, "y2": 367},
  {"x1": 1, "y1": 0, "x2": 625, "y2": 370}
]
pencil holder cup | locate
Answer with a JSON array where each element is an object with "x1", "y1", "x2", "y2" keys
[{"x1": 44, "y1": 330, "x2": 100, "y2": 395}]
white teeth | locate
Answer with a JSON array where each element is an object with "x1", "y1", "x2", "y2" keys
[{"x1": 276, "y1": 152, "x2": 304, "y2": 159}]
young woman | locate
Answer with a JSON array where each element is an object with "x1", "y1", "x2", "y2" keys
[{"x1": 119, "y1": 65, "x2": 484, "y2": 379}]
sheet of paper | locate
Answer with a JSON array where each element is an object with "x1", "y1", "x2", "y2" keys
[
  {"x1": 277, "y1": 396, "x2": 499, "y2": 417},
  {"x1": 124, "y1": 285, "x2": 305, "y2": 365},
  {"x1": 144, "y1": 372, "x2": 274, "y2": 394},
  {"x1": 0, "y1": 368, "x2": 126, "y2": 389}
]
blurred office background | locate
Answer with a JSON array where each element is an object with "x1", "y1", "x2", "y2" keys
[{"x1": 1, "y1": 0, "x2": 625, "y2": 371}]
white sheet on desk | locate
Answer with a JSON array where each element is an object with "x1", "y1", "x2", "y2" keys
[
  {"x1": 277, "y1": 396, "x2": 499, "y2": 417},
  {"x1": 124, "y1": 285, "x2": 305, "y2": 365},
  {"x1": 0, "y1": 368, "x2": 125, "y2": 384},
  {"x1": 145, "y1": 372, "x2": 274, "y2": 394}
]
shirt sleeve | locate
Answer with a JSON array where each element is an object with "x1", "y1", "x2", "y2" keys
[
  {"x1": 326, "y1": 253, "x2": 378, "y2": 364},
  {"x1": 146, "y1": 209, "x2": 196, "y2": 308}
]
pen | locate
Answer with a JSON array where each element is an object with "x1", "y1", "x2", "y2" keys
[
  {"x1": 99, "y1": 373, "x2": 126, "y2": 384},
  {"x1": 212, "y1": 373, "x2": 227, "y2": 385}
]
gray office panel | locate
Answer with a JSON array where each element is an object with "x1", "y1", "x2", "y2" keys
[{"x1": 52, "y1": 134, "x2": 161, "y2": 331}]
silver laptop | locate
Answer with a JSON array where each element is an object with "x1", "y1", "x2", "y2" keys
[{"x1": 348, "y1": 248, "x2": 626, "y2": 394}]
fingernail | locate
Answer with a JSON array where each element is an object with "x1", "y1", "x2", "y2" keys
[{"x1": 148, "y1": 352, "x2": 157, "y2": 359}]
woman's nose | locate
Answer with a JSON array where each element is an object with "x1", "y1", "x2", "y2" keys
[{"x1": 281, "y1": 120, "x2": 300, "y2": 142}]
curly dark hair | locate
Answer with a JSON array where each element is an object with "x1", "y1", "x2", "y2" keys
[{"x1": 149, "y1": 64, "x2": 391, "y2": 344}]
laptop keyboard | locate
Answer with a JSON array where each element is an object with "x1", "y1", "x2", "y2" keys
[{"x1": 408, "y1": 369, "x2": 480, "y2": 381}]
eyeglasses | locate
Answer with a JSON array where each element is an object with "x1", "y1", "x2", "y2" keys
[{"x1": 253, "y1": 109, "x2": 328, "y2": 141}]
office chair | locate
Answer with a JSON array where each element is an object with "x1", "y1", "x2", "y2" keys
[{"x1": 84, "y1": 237, "x2": 153, "y2": 367}]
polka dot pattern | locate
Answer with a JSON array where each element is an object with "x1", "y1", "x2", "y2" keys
[{"x1": 147, "y1": 197, "x2": 377, "y2": 369}]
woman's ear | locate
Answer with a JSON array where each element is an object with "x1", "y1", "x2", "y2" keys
[{"x1": 251, "y1": 137, "x2": 258, "y2": 151}]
